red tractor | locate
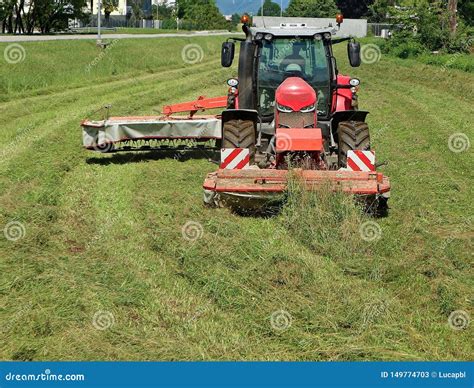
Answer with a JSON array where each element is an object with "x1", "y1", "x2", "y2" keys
[
  {"x1": 81, "y1": 16, "x2": 390, "y2": 215},
  {"x1": 203, "y1": 18, "x2": 389, "y2": 214}
]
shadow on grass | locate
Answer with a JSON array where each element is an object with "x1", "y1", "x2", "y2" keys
[{"x1": 86, "y1": 149, "x2": 219, "y2": 165}]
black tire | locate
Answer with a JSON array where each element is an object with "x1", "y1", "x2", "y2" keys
[
  {"x1": 222, "y1": 119, "x2": 256, "y2": 163},
  {"x1": 337, "y1": 121, "x2": 370, "y2": 168}
]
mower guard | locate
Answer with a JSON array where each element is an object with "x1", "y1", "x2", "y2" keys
[
  {"x1": 81, "y1": 115, "x2": 222, "y2": 150},
  {"x1": 203, "y1": 168, "x2": 390, "y2": 207}
]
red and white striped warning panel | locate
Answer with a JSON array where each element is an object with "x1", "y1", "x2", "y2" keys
[
  {"x1": 220, "y1": 148, "x2": 250, "y2": 170},
  {"x1": 347, "y1": 150, "x2": 376, "y2": 172}
]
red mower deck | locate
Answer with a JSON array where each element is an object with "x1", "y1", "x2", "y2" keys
[{"x1": 204, "y1": 169, "x2": 390, "y2": 196}]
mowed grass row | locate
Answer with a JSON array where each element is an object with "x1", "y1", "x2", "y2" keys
[
  {"x1": 0, "y1": 38, "x2": 472, "y2": 361},
  {"x1": 0, "y1": 36, "x2": 227, "y2": 100}
]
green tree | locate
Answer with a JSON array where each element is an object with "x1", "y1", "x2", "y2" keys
[
  {"x1": 336, "y1": 0, "x2": 374, "y2": 19},
  {"x1": 285, "y1": 0, "x2": 339, "y2": 18},
  {"x1": 176, "y1": 0, "x2": 227, "y2": 30},
  {"x1": 0, "y1": 1, "x2": 8, "y2": 23},
  {"x1": 129, "y1": 0, "x2": 144, "y2": 26},
  {"x1": 176, "y1": 0, "x2": 189, "y2": 19},
  {"x1": 458, "y1": 0, "x2": 474, "y2": 25},
  {"x1": 103, "y1": 0, "x2": 119, "y2": 25},
  {"x1": 151, "y1": 3, "x2": 173, "y2": 20},
  {"x1": 0, "y1": 0, "x2": 14, "y2": 33},
  {"x1": 1, "y1": 0, "x2": 88, "y2": 33},
  {"x1": 257, "y1": 0, "x2": 281, "y2": 17},
  {"x1": 34, "y1": 0, "x2": 88, "y2": 33},
  {"x1": 368, "y1": 0, "x2": 396, "y2": 22},
  {"x1": 385, "y1": 1, "x2": 471, "y2": 56},
  {"x1": 231, "y1": 13, "x2": 241, "y2": 24}
]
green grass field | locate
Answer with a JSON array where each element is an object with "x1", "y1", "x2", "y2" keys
[
  {"x1": 105, "y1": 28, "x2": 181, "y2": 34},
  {"x1": 0, "y1": 37, "x2": 472, "y2": 361},
  {"x1": 362, "y1": 36, "x2": 474, "y2": 73}
]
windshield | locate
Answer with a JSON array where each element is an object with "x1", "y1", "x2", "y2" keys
[{"x1": 257, "y1": 38, "x2": 331, "y2": 117}]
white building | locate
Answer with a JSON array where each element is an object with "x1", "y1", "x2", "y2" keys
[
  {"x1": 89, "y1": 0, "x2": 127, "y2": 16},
  {"x1": 90, "y1": 0, "x2": 175, "y2": 17}
]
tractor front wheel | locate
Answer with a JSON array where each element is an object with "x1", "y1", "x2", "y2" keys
[
  {"x1": 337, "y1": 121, "x2": 370, "y2": 168},
  {"x1": 337, "y1": 121, "x2": 388, "y2": 216},
  {"x1": 222, "y1": 119, "x2": 256, "y2": 164}
]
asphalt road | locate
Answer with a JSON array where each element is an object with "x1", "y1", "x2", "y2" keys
[{"x1": 0, "y1": 31, "x2": 237, "y2": 43}]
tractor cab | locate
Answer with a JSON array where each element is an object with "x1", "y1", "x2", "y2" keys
[
  {"x1": 222, "y1": 25, "x2": 340, "y2": 118},
  {"x1": 221, "y1": 19, "x2": 365, "y2": 168},
  {"x1": 252, "y1": 29, "x2": 334, "y2": 119}
]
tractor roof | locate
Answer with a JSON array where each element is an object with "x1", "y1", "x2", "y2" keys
[{"x1": 249, "y1": 25, "x2": 336, "y2": 38}]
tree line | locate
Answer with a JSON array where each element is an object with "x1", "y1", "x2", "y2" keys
[
  {"x1": 253, "y1": 0, "x2": 472, "y2": 54},
  {"x1": 1, "y1": 0, "x2": 472, "y2": 34},
  {"x1": 257, "y1": 0, "x2": 471, "y2": 26},
  {"x1": 0, "y1": 0, "x2": 88, "y2": 33}
]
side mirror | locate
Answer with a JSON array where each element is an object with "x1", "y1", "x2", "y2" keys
[
  {"x1": 348, "y1": 41, "x2": 361, "y2": 67},
  {"x1": 221, "y1": 42, "x2": 235, "y2": 68}
]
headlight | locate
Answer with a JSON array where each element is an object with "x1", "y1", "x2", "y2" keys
[
  {"x1": 264, "y1": 33, "x2": 273, "y2": 41},
  {"x1": 300, "y1": 104, "x2": 316, "y2": 113},
  {"x1": 323, "y1": 32, "x2": 331, "y2": 40},
  {"x1": 255, "y1": 33, "x2": 264, "y2": 40},
  {"x1": 349, "y1": 78, "x2": 360, "y2": 87},
  {"x1": 227, "y1": 78, "x2": 239, "y2": 87},
  {"x1": 276, "y1": 103, "x2": 293, "y2": 113},
  {"x1": 314, "y1": 34, "x2": 322, "y2": 41}
]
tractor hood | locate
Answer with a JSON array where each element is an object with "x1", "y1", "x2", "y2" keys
[{"x1": 275, "y1": 77, "x2": 317, "y2": 111}]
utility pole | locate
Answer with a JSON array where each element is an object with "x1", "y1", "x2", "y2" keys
[
  {"x1": 448, "y1": 0, "x2": 457, "y2": 36},
  {"x1": 176, "y1": 2, "x2": 179, "y2": 31},
  {"x1": 280, "y1": 0, "x2": 283, "y2": 17},
  {"x1": 97, "y1": 0, "x2": 102, "y2": 45},
  {"x1": 156, "y1": 0, "x2": 159, "y2": 29}
]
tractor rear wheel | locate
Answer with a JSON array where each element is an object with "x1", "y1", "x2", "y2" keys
[
  {"x1": 222, "y1": 119, "x2": 256, "y2": 163},
  {"x1": 337, "y1": 121, "x2": 370, "y2": 168}
]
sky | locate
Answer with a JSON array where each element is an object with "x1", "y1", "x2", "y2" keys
[{"x1": 216, "y1": 0, "x2": 291, "y2": 15}]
